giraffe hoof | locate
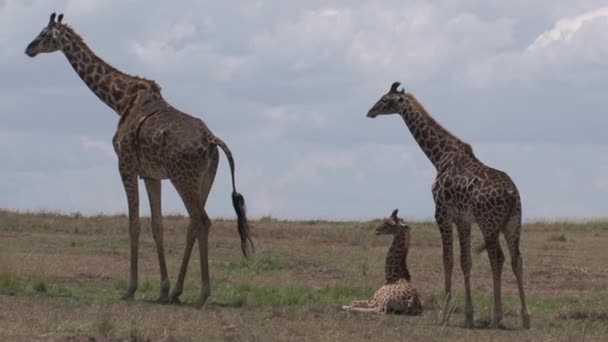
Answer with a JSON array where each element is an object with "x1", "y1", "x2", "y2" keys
[
  {"x1": 121, "y1": 291, "x2": 135, "y2": 301},
  {"x1": 194, "y1": 296, "x2": 210, "y2": 309},
  {"x1": 522, "y1": 314, "x2": 531, "y2": 329},
  {"x1": 169, "y1": 296, "x2": 182, "y2": 305},
  {"x1": 156, "y1": 296, "x2": 170, "y2": 304},
  {"x1": 490, "y1": 321, "x2": 506, "y2": 330}
]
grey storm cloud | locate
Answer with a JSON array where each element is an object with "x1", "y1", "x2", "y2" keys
[{"x1": 1, "y1": 0, "x2": 607, "y2": 219}]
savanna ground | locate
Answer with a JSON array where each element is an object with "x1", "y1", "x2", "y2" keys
[{"x1": 0, "y1": 210, "x2": 607, "y2": 341}]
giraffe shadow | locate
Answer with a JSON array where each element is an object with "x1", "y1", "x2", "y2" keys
[{"x1": 469, "y1": 319, "x2": 513, "y2": 331}]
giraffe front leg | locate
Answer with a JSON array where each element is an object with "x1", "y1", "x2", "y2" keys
[
  {"x1": 456, "y1": 220, "x2": 474, "y2": 329},
  {"x1": 144, "y1": 178, "x2": 170, "y2": 304},
  {"x1": 120, "y1": 169, "x2": 140, "y2": 301},
  {"x1": 435, "y1": 210, "x2": 454, "y2": 326}
]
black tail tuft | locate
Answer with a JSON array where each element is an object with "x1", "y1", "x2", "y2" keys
[{"x1": 232, "y1": 191, "x2": 254, "y2": 258}]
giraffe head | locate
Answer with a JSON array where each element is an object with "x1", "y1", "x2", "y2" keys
[
  {"x1": 376, "y1": 209, "x2": 410, "y2": 235},
  {"x1": 367, "y1": 82, "x2": 409, "y2": 118},
  {"x1": 25, "y1": 12, "x2": 66, "y2": 57}
]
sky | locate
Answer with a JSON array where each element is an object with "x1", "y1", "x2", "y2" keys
[{"x1": 1, "y1": 0, "x2": 608, "y2": 220}]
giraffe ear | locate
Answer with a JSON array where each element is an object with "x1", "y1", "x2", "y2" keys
[
  {"x1": 58, "y1": 14, "x2": 64, "y2": 24},
  {"x1": 390, "y1": 82, "x2": 401, "y2": 93},
  {"x1": 49, "y1": 12, "x2": 57, "y2": 26},
  {"x1": 390, "y1": 209, "x2": 399, "y2": 219}
]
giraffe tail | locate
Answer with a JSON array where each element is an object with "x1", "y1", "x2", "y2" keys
[{"x1": 215, "y1": 138, "x2": 254, "y2": 258}]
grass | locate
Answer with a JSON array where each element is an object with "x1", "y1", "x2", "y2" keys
[{"x1": 1, "y1": 210, "x2": 608, "y2": 341}]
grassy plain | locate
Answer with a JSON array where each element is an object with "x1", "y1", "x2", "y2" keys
[{"x1": 0, "y1": 210, "x2": 607, "y2": 341}]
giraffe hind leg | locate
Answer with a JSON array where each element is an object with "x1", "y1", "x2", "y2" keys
[
  {"x1": 143, "y1": 178, "x2": 170, "y2": 304},
  {"x1": 503, "y1": 213, "x2": 531, "y2": 329},
  {"x1": 169, "y1": 176, "x2": 205, "y2": 305}
]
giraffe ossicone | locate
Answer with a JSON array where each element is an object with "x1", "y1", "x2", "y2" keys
[
  {"x1": 367, "y1": 82, "x2": 530, "y2": 329},
  {"x1": 25, "y1": 12, "x2": 254, "y2": 307}
]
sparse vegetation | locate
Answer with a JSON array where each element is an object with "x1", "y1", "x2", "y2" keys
[
  {"x1": 1, "y1": 210, "x2": 607, "y2": 341},
  {"x1": 547, "y1": 234, "x2": 568, "y2": 242}
]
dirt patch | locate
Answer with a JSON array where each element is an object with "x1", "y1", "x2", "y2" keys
[{"x1": 557, "y1": 309, "x2": 608, "y2": 322}]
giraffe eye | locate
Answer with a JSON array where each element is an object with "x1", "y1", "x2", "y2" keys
[{"x1": 397, "y1": 97, "x2": 404, "y2": 102}]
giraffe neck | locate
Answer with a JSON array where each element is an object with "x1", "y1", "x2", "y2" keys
[
  {"x1": 59, "y1": 26, "x2": 161, "y2": 116},
  {"x1": 399, "y1": 94, "x2": 472, "y2": 171},
  {"x1": 384, "y1": 230, "x2": 410, "y2": 284}
]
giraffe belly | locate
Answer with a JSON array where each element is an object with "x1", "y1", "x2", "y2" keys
[{"x1": 137, "y1": 158, "x2": 169, "y2": 179}]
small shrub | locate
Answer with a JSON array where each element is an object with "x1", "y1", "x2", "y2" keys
[
  {"x1": 32, "y1": 279, "x2": 47, "y2": 293},
  {"x1": 97, "y1": 318, "x2": 114, "y2": 338},
  {"x1": 0, "y1": 272, "x2": 24, "y2": 295}
]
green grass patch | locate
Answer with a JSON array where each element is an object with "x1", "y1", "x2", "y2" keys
[
  {"x1": 0, "y1": 271, "x2": 373, "y2": 308},
  {"x1": 218, "y1": 253, "x2": 290, "y2": 274}
]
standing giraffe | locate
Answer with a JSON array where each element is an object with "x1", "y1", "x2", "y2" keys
[
  {"x1": 343, "y1": 209, "x2": 423, "y2": 315},
  {"x1": 366, "y1": 82, "x2": 530, "y2": 329},
  {"x1": 25, "y1": 13, "x2": 253, "y2": 307}
]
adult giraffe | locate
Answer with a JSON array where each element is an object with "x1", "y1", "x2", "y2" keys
[
  {"x1": 25, "y1": 12, "x2": 253, "y2": 307},
  {"x1": 367, "y1": 82, "x2": 530, "y2": 329}
]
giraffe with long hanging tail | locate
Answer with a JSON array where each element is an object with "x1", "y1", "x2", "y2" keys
[{"x1": 25, "y1": 12, "x2": 254, "y2": 307}]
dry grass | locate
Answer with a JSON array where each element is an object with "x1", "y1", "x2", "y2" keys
[{"x1": 0, "y1": 210, "x2": 607, "y2": 341}]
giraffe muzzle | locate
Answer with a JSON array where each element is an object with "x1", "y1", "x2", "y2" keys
[{"x1": 25, "y1": 44, "x2": 37, "y2": 57}]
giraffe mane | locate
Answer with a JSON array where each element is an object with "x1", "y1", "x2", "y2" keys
[
  {"x1": 404, "y1": 93, "x2": 473, "y2": 155},
  {"x1": 63, "y1": 25, "x2": 162, "y2": 94}
]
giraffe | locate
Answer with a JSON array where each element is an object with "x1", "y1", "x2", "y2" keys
[
  {"x1": 343, "y1": 209, "x2": 423, "y2": 315},
  {"x1": 25, "y1": 12, "x2": 254, "y2": 307},
  {"x1": 366, "y1": 82, "x2": 530, "y2": 329}
]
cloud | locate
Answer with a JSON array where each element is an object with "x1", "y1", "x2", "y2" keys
[
  {"x1": 528, "y1": 7, "x2": 608, "y2": 50},
  {"x1": 131, "y1": 17, "x2": 253, "y2": 81},
  {"x1": 465, "y1": 6, "x2": 608, "y2": 87},
  {"x1": 3, "y1": 0, "x2": 608, "y2": 220},
  {"x1": 80, "y1": 136, "x2": 115, "y2": 158}
]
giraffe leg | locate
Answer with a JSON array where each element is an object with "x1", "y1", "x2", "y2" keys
[
  {"x1": 342, "y1": 299, "x2": 380, "y2": 313},
  {"x1": 456, "y1": 220, "x2": 474, "y2": 329},
  {"x1": 169, "y1": 179, "x2": 203, "y2": 304},
  {"x1": 143, "y1": 178, "x2": 170, "y2": 303},
  {"x1": 194, "y1": 211, "x2": 212, "y2": 308},
  {"x1": 193, "y1": 156, "x2": 218, "y2": 308},
  {"x1": 344, "y1": 299, "x2": 374, "y2": 309},
  {"x1": 435, "y1": 210, "x2": 454, "y2": 326},
  {"x1": 503, "y1": 215, "x2": 531, "y2": 329},
  {"x1": 483, "y1": 235, "x2": 505, "y2": 328},
  {"x1": 119, "y1": 169, "x2": 140, "y2": 301}
]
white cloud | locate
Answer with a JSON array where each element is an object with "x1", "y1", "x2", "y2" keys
[
  {"x1": 80, "y1": 136, "x2": 114, "y2": 158},
  {"x1": 4, "y1": 0, "x2": 608, "y2": 220},
  {"x1": 465, "y1": 6, "x2": 608, "y2": 86},
  {"x1": 528, "y1": 7, "x2": 608, "y2": 51},
  {"x1": 131, "y1": 17, "x2": 253, "y2": 81}
]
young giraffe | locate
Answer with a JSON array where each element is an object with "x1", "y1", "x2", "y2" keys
[
  {"x1": 367, "y1": 82, "x2": 530, "y2": 329},
  {"x1": 25, "y1": 13, "x2": 254, "y2": 306},
  {"x1": 343, "y1": 209, "x2": 423, "y2": 315}
]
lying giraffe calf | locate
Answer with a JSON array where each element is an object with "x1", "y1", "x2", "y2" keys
[{"x1": 343, "y1": 209, "x2": 423, "y2": 315}]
